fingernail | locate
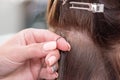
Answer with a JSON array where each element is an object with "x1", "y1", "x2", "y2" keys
[
  {"x1": 47, "y1": 56, "x2": 56, "y2": 66},
  {"x1": 43, "y1": 41, "x2": 56, "y2": 51},
  {"x1": 66, "y1": 42, "x2": 71, "y2": 51},
  {"x1": 51, "y1": 65, "x2": 57, "y2": 73},
  {"x1": 48, "y1": 65, "x2": 57, "y2": 73}
]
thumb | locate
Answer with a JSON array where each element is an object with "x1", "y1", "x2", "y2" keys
[
  {"x1": 25, "y1": 41, "x2": 57, "y2": 59},
  {"x1": 4, "y1": 41, "x2": 57, "y2": 63}
]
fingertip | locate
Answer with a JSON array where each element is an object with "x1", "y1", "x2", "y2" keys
[
  {"x1": 55, "y1": 72, "x2": 59, "y2": 78},
  {"x1": 66, "y1": 42, "x2": 71, "y2": 51},
  {"x1": 46, "y1": 56, "x2": 57, "y2": 66},
  {"x1": 50, "y1": 72, "x2": 59, "y2": 79},
  {"x1": 56, "y1": 37, "x2": 71, "y2": 51},
  {"x1": 45, "y1": 50, "x2": 60, "y2": 66},
  {"x1": 39, "y1": 67, "x2": 58, "y2": 79}
]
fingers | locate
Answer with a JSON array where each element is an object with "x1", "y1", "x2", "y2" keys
[
  {"x1": 39, "y1": 51, "x2": 59, "y2": 79},
  {"x1": 2, "y1": 28, "x2": 70, "y2": 65},
  {"x1": 47, "y1": 63, "x2": 58, "y2": 74},
  {"x1": 56, "y1": 37, "x2": 71, "y2": 51},
  {"x1": 39, "y1": 67, "x2": 58, "y2": 80},
  {"x1": 20, "y1": 40, "x2": 60, "y2": 79},
  {"x1": 39, "y1": 63, "x2": 58, "y2": 79},
  {"x1": 30, "y1": 58, "x2": 58, "y2": 80},
  {"x1": 21, "y1": 28, "x2": 71, "y2": 51},
  {"x1": 10, "y1": 40, "x2": 60, "y2": 65},
  {"x1": 21, "y1": 41, "x2": 57, "y2": 61},
  {"x1": 45, "y1": 50, "x2": 60, "y2": 66}
]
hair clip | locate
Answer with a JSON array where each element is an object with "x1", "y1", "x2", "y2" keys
[{"x1": 69, "y1": 2, "x2": 104, "y2": 13}]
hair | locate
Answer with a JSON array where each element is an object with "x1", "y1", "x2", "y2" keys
[{"x1": 46, "y1": 0, "x2": 120, "y2": 80}]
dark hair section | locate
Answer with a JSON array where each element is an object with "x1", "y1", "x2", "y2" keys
[{"x1": 47, "y1": 0, "x2": 120, "y2": 80}]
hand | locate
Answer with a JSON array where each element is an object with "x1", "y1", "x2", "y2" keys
[{"x1": 0, "y1": 28, "x2": 71, "y2": 80}]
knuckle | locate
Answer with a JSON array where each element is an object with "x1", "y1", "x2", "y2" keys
[{"x1": 27, "y1": 44, "x2": 42, "y2": 55}]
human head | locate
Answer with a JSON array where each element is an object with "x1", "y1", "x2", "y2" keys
[{"x1": 47, "y1": 0, "x2": 120, "y2": 80}]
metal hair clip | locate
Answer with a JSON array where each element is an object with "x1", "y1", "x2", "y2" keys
[{"x1": 69, "y1": 2, "x2": 104, "y2": 13}]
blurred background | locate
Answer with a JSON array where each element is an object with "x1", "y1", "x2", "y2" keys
[{"x1": 0, "y1": 0, "x2": 48, "y2": 35}]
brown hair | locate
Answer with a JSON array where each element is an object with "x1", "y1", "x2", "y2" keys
[{"x1": 47, "y1": 0, "x2": 120, "y2": 80}]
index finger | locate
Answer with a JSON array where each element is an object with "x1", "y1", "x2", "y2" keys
[{"x1": 22, "y1": 28, "x2": 71, "y2": 51}]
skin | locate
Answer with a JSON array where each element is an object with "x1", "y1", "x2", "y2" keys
[{"x1": 0, "y1": 28, "x2": 71, "y2": 80}]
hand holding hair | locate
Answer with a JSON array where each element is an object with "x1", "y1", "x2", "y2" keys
[{"x1": 0, "y1": 28, "x2": 71, "y2": 80}]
